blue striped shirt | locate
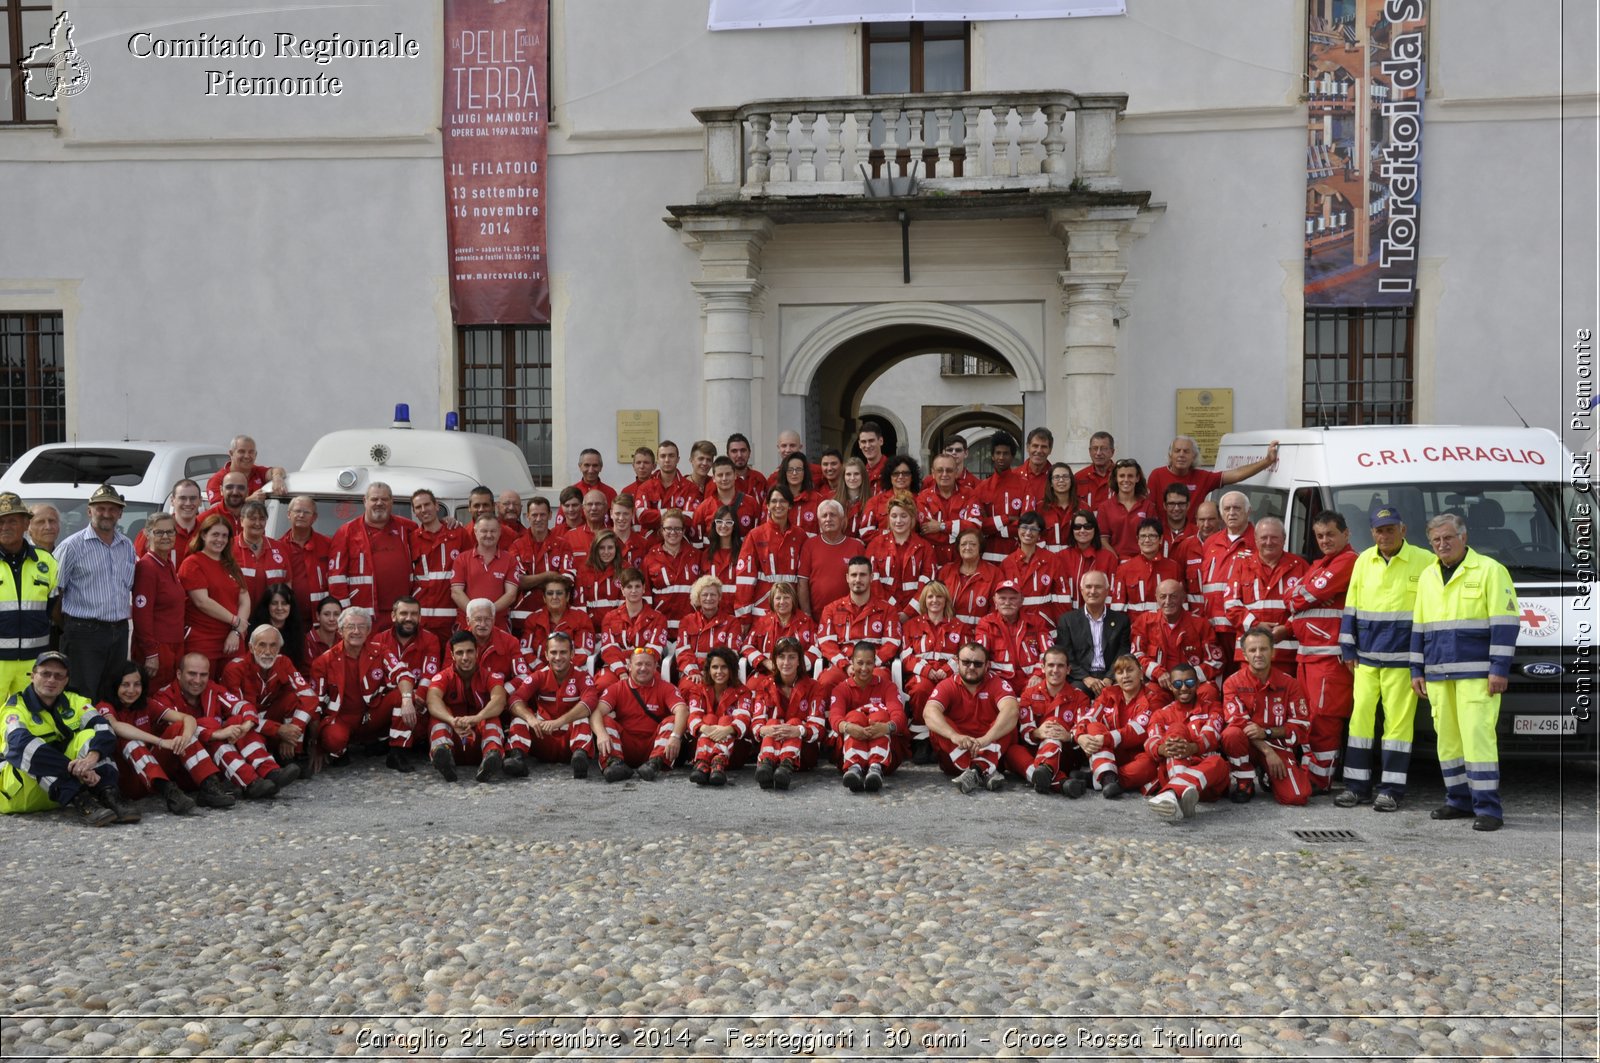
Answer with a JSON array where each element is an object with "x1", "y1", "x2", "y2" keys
[{"x1": 52, "y1": 526, "x2": 136, "y2": 622}]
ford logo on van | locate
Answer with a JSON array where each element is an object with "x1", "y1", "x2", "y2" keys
[{"x1": 1522, "y1": 662, "x2": 1563, "y2": 678}]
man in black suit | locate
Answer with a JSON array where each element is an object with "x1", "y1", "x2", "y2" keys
[{"x1": 1055, "y1": 570, "x2": 1131, "y2": 695}]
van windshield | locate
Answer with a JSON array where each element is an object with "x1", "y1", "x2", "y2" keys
[{"x1": 1330, "y1": 481, "x2": 1583, "y2": 583}]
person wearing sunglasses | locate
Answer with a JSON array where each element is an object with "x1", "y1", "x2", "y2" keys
[
  {"x1": 1143, "y1": 662, "x2": 1230, "y2": 822},
  {"x1": 921, "y1": 641, "x2": 1021, "y2": 794}
]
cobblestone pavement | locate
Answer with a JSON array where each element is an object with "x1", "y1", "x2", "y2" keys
[{"x1": 1, "y1": 754, "x2": 1595, "y2": 1061}]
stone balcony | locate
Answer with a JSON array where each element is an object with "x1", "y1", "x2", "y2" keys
[{"x1": 690, "y1": 90, "x2": 1130, "y2": 205}]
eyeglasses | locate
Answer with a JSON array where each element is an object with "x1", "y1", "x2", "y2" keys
[
  {"x1": 1172, "y1": 678, "x2": 1198, "y2": 688},
  {"x1": 957, "y1": 658, "x2": 986, "y2": 667},
  {"x1": 1114, "y1": 460, "x2": 1140, "y2": 468},
  {"x1": 891, "y1": 469, "x2": 913, "y2": 478},
  {"x1": 1071, "y1": 523, "x2": 1094, "y2": 531},
  {"x1": 713, "y1": 518, "x2": 735, "y2": 526}
]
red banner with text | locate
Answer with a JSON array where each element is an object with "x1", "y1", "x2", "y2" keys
[{"x1": 443, "y1": 0, "x2": 549, "y2": 325}]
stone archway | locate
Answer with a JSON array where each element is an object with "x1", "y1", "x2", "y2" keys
[{"x1": 780, "y1": 302, "x2": 1044, "y2": 458}]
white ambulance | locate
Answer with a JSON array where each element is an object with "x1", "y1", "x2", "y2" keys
[
  {"x1": 265, "y1": 407, "x2": 540, "y2": 538},
  {"x1": 1212, "y1": 425, "x2": 1592, "y2": 758}
]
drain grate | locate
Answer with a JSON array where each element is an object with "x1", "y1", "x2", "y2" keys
[{"x1": 1292, "y1": 828, "x2": 1363, "y2": 844}]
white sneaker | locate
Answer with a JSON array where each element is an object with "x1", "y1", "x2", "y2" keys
[
  {"x1": 1177, "y1": 786, "x2": 1200, "y2": 820},
  {"x1": 1147, "y1": 790, "x2": 1180, "y2": 820},
  {"x1": 955, "y1": 767, "x2": 980, "y2": 794}
]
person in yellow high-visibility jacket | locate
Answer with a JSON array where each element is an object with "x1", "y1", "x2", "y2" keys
[
  {"x1": 1410, "y1": 512, "x2": 1519, "y2": 831},
  {"x1": 0, "y1": 491, "x2": 58, "y2": 703},
  {"x1": 1336, "y1": 503, "x2": 1433, "y2": 812}
]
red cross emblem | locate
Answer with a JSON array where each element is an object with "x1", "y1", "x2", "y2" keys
[{"x1": 1520, "y1": 607, "x2": 1547, "y2": 629}]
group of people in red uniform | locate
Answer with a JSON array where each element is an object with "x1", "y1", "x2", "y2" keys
[{"x1": 105, "y1": 421, "x2": 1365, "y2": 823}]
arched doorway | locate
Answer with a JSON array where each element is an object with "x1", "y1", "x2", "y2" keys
[
  {"x1": 921, "y1": 404, "x2": 1025, "y2": 478},
  {"x1": 781, "y1": 302, "x2": 1046, "y2": 466}
]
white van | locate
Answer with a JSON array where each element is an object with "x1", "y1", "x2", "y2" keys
[
  {"x1": 1213, "y1": 425, "x2": 1592, "y2": 757},
  {"x1": 0, "y1": 440, "x2": 228, "y2": 542},
  {"x1": 264, "y1": 411, "x2": 540, "y2": 539}
]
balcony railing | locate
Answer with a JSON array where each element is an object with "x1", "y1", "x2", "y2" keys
[{"x1": 692, "y1": 90, "x2": 1127, "y2": 203}]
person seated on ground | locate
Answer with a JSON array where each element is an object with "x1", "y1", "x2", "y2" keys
[
  {"x1": 220, "y1": 626, "x2": 317, "y2": 773},
  {"x1": 151, "y1": 651, "x2": 292, "y2": 799},
  {"x1": 0, "y1": 651, "x2": 140, "y2": 825},
  {"x1": 1113, "y1": 518, "x2": 1183, "y2": 615},
  {"x1": 1142, "y1": 662, "x2": 1230, "y2": 822},
  {"x1": 505, "y1": 632, "x2": 598, "y2": 779},
  {"x1": 1013, "y1": 645, "x2": 1091, "y2": 798},
  {"x1": 921, "y1": 641, "x2": 1020, "y2": 795},
  {"x1": 1072, "y1": 653, "x2": 1163, "y2": 800},
  {"x1": 673, "y1": 575, "x2": 744, "y2": 687},
  {"x1": 815, "y1": 557, "x2": 902, "y2": 699},
  {"x1": 422, "y1": 630, "x2": 509, "y2": 784},
  {"x1": 519, "y1": 577, "x2": 596, "y2": 672},
  {"x1": 741, "y1": 580, "x2": 817, "y2": 678},
  {"x1": 309, "y1": 608, "x2": 415, "y2": 774},
  {"x1": 100, "y1": 660, "x2": 219, "y2": 815},
  {"x1": 748, "y1": 637, "x2": 826, "y2": 791},
  {"x1": 591, "y1": 646, "x2": 688, "y2": 784},
  {"x1": 900, "y1": 580, "x2": 969, "y2": 760},
  {"x1": 827, "y1": 641, "x2": 908, "y2": 795},
  {"x1": 1219, "y1": 626, "x2": 1311, "y2": 805},
  {"x1": 1131, "y1": 578, "x2": 1224, "y2": 694},
  {"x1": 685, "y1": 647, "x2": 753, "y2": 787},
  {"x1": 1056, "y1": 569, "x2": 1131, "y2": 696},
  {"x1": 973, "y1": 580, "x2": 1054, "y2": 690}
]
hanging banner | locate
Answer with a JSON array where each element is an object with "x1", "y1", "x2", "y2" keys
[
  {"x1": 1304, "y1": 0, "x2": 1426, "y2": 308},
  {"x1": 443, "y1": 0, "x2": 549, "y2": 325},
  {"x1": 708, "y1": 0, "x2": 1125, "y2": 31}
]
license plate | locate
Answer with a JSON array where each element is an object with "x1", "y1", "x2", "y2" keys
[{"x1": 1513, "y1": 715, "x2": 1578, "y2": 735}]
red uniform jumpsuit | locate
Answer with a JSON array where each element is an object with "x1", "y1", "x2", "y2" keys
[
  {"x1": 1225, "y1": 552, "x2": 1310, "y2": 666},
  {"x1": 1074, "y1": 684, "x2": 1163, "y2": 792},
  {"x1": 368, "y1": 626, "x2": 443, "y2": 749},
  {"x1": 233, "y1": 536, "x2": 289, "y2": 617},
  {"x1": 1287, "y1": 544, "x2": 1357, "y2": 792},
  {"x1": 734, "y1": 520, "x2": 807, "y2": 618},
  {"x1": 741, "y1": 612, "x2": 818, "y2": 676},
  {"x1": 598, "y1": 604, "x2": 671, "y2": 686},
  {"x1": 571, "y1": 561, "x2": 623, "y2": 617},
  {"x1": 1131, "y1": 610, "x2": 1224, "y2": 687},
  {"x1": 595, "y1": 674, "x2": 685, "y2": 768},
  {"x1": 327, "y1": 517, "x2": 416, "y2": 632},
  {"x1": 635, "y1": 472, "x2": 703, "y2": 523},
  {"x1": 936, "y1": 561, "x2": 1002, "y2": 628},
  {"x1": 747, "y1": 674, "x2": 826, "y2": 771},
  {"x1": 899, "y1": 615, "x2": 969, "y2": 727},
  {"x1": 1012, "y1": 678, "x2": 1092, "y2": 787},
  {"x1": 1160, "y1": 527, "x2": 1206, "y2": 613},
  {"x1": 507, "y1": 531, "x2": 575, "y2": 634},
  {"x1": 1056, "y1": 545, "x2": 1120, "y2": 612},
  {"x1": 827, "y1": 668, "x2": 908, "y2": 774},
  {"x1": 421, "y1": 663, "x2": 506, "y2": 764},
  {"x1": 915, "y1": 484, "x2": 973, "y2": 567},
  {"x1": 519, "y1": 606, "x2": 597, "y2": 673},
  {"x1": 925, "y1": 674, "x2": 1017, "y2": 779},
  {"x1": 105, "y1": 696, "x2": 222, "y2": 797},
  {"x1": 972, "y1": 611, "x2": 1053, "y2": 690},
  {"x1": 687, "y1": 684, "x2": 755, "y2": 773},
  {"x1": 132, "y1": 549, "x2": 186, "y2": 689},
  {"x1": 1198, "y1": 528, "x2": 1255, "y2": 666},
  {"x1": 149, "y1": 680, "x2": 281, "y2": 790},
  {"x1": 642, "y1": 543, "x2": 703, "y2": 638},
  {"x1": 967, "y1": 470, "x2": 1036, "y2": 564},
  {"x1": 277, "y1": 529, "x2": 333, "y2": 620},
  {"x1": 1219, "y1": 667, "x2": 1311, "y2": 804},
  {"x1": 310, "y1": 641, "x2": 414, "y2": 759},
  {"x1": 1073, "y1": 465, "x2": 1113, "y2": 510},
  {"x1": 999, "y1": 545, "x2": 1065, "y2": 626},
  {"x1": 673, "y1": 606, "x2": 746, "y2": 686},
  {"x1": 411, "y1": 522, "x2": 463, "y2": 642},
  {"x1": 865, "y1": 533, "x2": 937, "y2": 613},
  {"x1": 219, "y1": 655, "x2": 318, "y2": 758},
  {"x1": 815, "y1": 598, "x2": 902, "y2": 697},
  {"x1": 689, "y1": 492, "x2": 762, "y2": 548},
  {"x1": 1036, "y1": 500, "x2": 1079, "y2": 554},
  {"x1": 507, "y1": 663, "x2": 597, "y2": 763},
  {"x1": 205, "y1": 463, "x2": 271, "y2": 504},
  {"x1": 1146, "y1": 466, "x2": 1224, "y2": 509},
  {"x1": 1143, "y1": 697, "x2": 1230, "y2": 802},
  {"x1": 1095, "y1": 496, "x2": 1160, "y2": 558},
  {"x1": 1112, "y1": 553, "x2": 1183, "y2": 616}
]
